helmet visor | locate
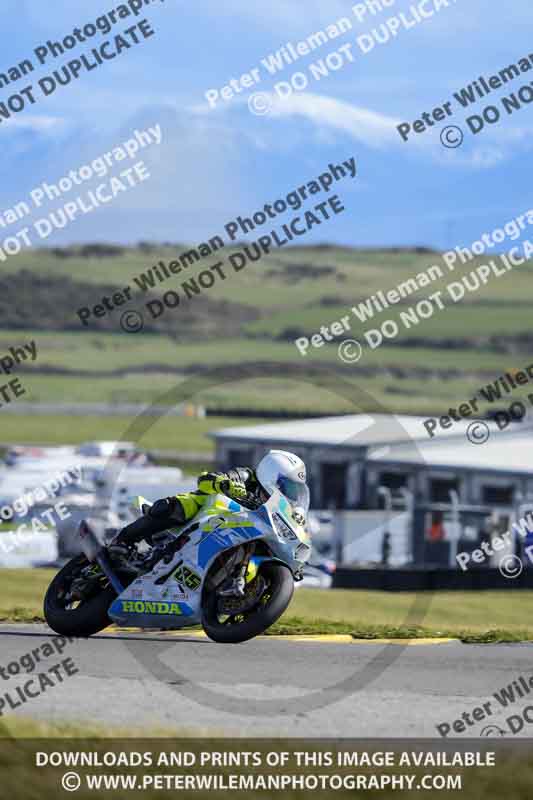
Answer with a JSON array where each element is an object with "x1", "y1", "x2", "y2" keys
[{"x1": 276, "y1": 476, "x2": 310, "y2": 514}]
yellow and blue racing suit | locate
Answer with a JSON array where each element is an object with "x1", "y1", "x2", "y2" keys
[{"x1": 116, "y1": 468, "x2": 257, "y2": 546}]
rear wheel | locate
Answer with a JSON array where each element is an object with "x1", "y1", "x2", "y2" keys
[
  {"x1": 44, "y1": 555, "x2": 117, "y2": 637},
  {"x1": 201, "y1": 561, "x2": 294, "y2": 644}
]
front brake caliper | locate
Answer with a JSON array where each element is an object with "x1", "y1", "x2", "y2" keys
[{"x1": 245, "y1": 559, "x2": 259, "y2": 584}]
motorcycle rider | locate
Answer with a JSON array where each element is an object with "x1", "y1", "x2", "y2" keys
[{"x1": 114, "y1": 449, "x2": 309, "y2": 548}]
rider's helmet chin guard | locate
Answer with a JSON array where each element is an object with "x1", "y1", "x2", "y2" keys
[{"x1": 255, "y1": 449, "x2": 310, "y2": 517}]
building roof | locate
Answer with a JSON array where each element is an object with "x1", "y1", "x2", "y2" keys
[
  {"x1": 212, "y1": 413, "x2": 533, "y2": 475},
  {"x1": 368, "y1": 425, "x2": 533, "y2": 476},
  {"x1": 211, "y1": 414, "x2": 505, "y2": 449}
]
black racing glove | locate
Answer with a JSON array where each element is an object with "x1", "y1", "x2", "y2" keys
[
  {"x1": 213, "y1": 474, "x2": 247, "y2": 500},
  {"x1": 149, "y1": 497, "x2": 178, "y2": 518}
]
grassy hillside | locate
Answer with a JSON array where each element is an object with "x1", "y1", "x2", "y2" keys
[{"x1": 2, "y1": 244, "x2": 532, "y2": 424}]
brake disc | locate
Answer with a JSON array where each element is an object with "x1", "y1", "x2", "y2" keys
[{"x1": 218, "y1": 575, "x2": 266, "y2": 615}]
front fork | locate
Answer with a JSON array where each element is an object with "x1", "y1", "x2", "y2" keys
[
  {"x1": 95, "y1": 549, "x2": 124, "y2": 595},
  {"x1": 78, "y1": 521, "x2": 124, "y2": 595}
]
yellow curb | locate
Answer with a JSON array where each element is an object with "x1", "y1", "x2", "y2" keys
[
  {"x1": 268, "y1": 634, "x2": 355, "y2": 643},
  {"x1": 106, "y1": 626, "x2": 203, "y2": 637},
  {"x1": 106, "y1": 627, "x2": 353, "y2": 643},
  {"x1": 351, "y1": 637, "x2": 459, "y2": 646},
  {"x1": 105, "y1": 628, "x2": 457, "y2": 645},
  {"x1": 163, "y1": 632, "x2": 356, "y2": 644}
]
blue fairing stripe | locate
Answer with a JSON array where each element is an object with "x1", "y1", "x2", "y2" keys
[{"x1": 197, "y1": 526, "x2": 261, "y2": 568}]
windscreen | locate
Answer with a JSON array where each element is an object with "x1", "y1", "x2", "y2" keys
[{"x1": 276, "y1": 476, "x2": 310, "y2": 514}]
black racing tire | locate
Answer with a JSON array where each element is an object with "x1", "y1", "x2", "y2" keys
[
  {"x1": 44, "y1": 555, "x2": 117, "y2": 638},
  {"x1": 201, "y1": 561, "x2": 294, "y2": 644}
]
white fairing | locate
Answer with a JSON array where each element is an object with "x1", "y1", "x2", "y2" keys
[{"x1": 106, "y1": 490, "x2": 311, "y2": 630}]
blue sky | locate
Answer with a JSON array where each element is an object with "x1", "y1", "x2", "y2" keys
[{"x1": 0, "y1": 0, "x2": 532, "y2": 249}]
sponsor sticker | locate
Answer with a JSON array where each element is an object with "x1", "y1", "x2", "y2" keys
[{"x1": 121, "y1": 600, "x2": 182, "y2": 615}]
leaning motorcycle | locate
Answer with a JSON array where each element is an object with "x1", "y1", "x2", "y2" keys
[{"x1": 44, "y1": 489, "x2": 312, "y2": 643}]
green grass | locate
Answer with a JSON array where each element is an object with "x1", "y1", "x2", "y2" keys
[
  {"x1": 0, "y1": 718, "x2": 199, "y2": 738},
  {"x1": 271, "y1": 587, "x2": 533, "y2": 642},
  {"x1": 270, "y1": 618, "x2": 531, "y2": 643},
  {"x1": 13, "y1": 369, "x2": 533, "y2": 419},
  {"x1": 0, "y1": 569, "x2": 52, "y2": 621},
  {"x1": 3, "y1": 331, "x2": 308, "y2": 372},
  {"x1": 2, "y1": 571, "x2": 532, "y2": 641},
  {"x1": 0, "y1": 415, "x2": 269, "y2": 453},
  {"x1": 3, "y1": 328, "x2": 527, "y2": 373},
  {"x1": 247, "y1": 300, "x2": 533, "y2": 339},
  {"x1": 9, "y1": 246, "x2": 533, "y2": 306},
  {"x1": 7, "y1": 330, "x2": 533, "y2": 419},
  {"x1": 11, "y1": 325, "x2": 533, "y2": 417},
  {"x1": 288, "y1": 587, "x2": 533, "y2": 632}
]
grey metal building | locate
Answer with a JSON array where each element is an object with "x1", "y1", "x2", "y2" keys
[{"x1": 212, "y1": 414, "x2": 533, "y2": 512}]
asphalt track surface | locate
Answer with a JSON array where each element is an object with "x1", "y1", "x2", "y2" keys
[{"x1": 0, "y1": 624, "x2": 531, "y2": 738}]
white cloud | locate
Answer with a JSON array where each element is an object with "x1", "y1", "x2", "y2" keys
[
  {"x1": 0, "y1": 115, "x2": 67, "y2": 133},
  {"x1": 239, "y1": 90, "x2": 532, "y2": 169},
  {"x1": 456, "y1": 147, "x2": 506, "y2": 169},
  {"x1": 263, "y1": 92, "x2": 403, "y2": 148}
]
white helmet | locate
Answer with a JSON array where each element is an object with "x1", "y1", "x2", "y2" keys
[{"x1": 256, "y1": 450, "x2": 310, "y2": 513}]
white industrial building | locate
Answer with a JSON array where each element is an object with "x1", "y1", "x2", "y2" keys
[
  {"x1": 213, "y1": 414, "x2": 533, "y2": 568},
  {"x1": 212, "y1": 414, "x2": 533, "y2": 511}
]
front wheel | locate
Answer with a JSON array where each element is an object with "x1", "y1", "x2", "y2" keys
[
  {"x1": 44, "y1": 555, "x2": 117, "y2": 637},
  {"x1": 201, "y1": 561, "x2": 294, "y2": 644}
]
